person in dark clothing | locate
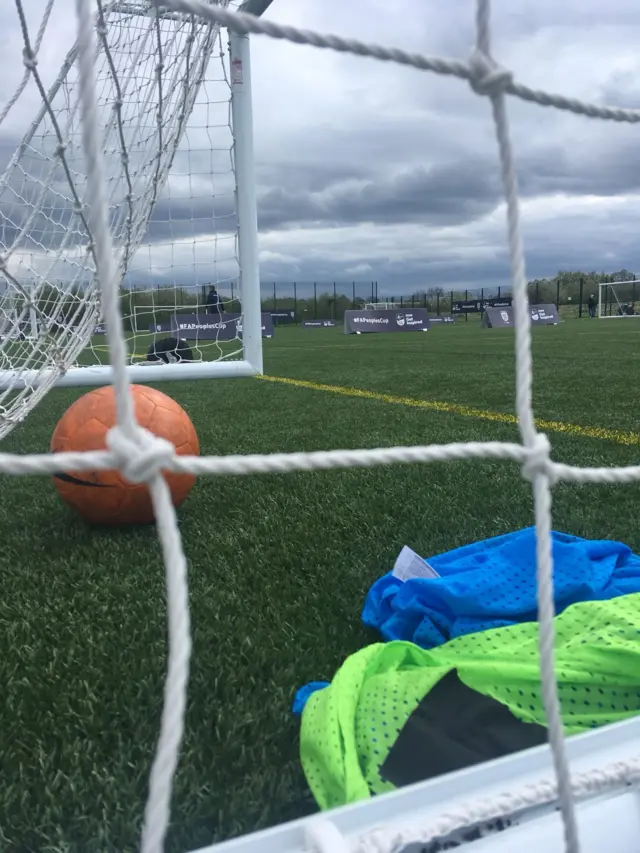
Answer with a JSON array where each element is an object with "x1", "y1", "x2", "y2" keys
[
  {"x1": 206, "y1": 286, "x2": 223, "y2": 315},
  {"x1": 587, "y1": 294, "x2": 596, "y2": 318}
]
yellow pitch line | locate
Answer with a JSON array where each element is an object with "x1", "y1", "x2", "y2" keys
[{"x1": 256, "y1": 375, "x2": 640, "y2": 447}]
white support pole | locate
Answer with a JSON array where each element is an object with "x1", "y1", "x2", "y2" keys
[
  {"x1": 229, "y1": 29, "x2": 263, "y2": 375},
  {"x1": 29, "y1": 303, "x2": 38, "y2": 340},
  {"x1": 598, "y1": 283, "x2": 603, "y2": 319}
]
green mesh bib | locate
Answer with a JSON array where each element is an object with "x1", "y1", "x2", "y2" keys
[{"x1": 300, "y1": 593, "x2": 640, "y2": 810}]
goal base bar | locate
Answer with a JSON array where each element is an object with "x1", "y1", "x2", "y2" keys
[
  {"x1": 0, "y1": 359, "x2": 261, "y2": 391},
  {"x1": 194, "y1": 715, "x2": 640, "y2": 853}
]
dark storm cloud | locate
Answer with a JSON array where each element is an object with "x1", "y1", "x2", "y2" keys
[
  {"x1": 2, "y1": 0, "x2": 640, "y2": 294},
  {"x1": 141, "y1": 125, "x2": 640, "y2": 242},
  {"x1": 257, "y1": 158, "x2": 501, "y2": 230},
  {"x1": 137, "y1": 156, "x2": 501, "y2": 242},
  {"x1": 148, "y1": 0, "x2": 640, "y2": 291},
  {"x1": 257, "y1": 132, "x2": 640, "y2": 233},
  {"x1": 146, "y1": 194, "x2": 237, "y2": 240},
  {"x1": 252, "y1": 233, "x2": 640, "y2": 297},
  {"x1": 493, "y1": 0, "x2": 640, "y2": 32},
  {"x1": 598, "y1": 71, "x2": 640, "y2": 110},
  {"x1": 517, "y1": 133, "x2": 640, "y2": 199},
  {"x1": 0, "y1": 153, "x2": 84, "y2": 252},
  {"x1": 256, "y1": 160, "x2": 373, "y2": 194}
]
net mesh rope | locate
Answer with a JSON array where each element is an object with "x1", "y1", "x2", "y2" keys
[{"x1": 2, "y1": 1, "x2": 640, "y2": 853}]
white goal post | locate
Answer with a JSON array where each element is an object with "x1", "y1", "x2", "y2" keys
[
  {"x1": 0, "y1": 0, "x2": 265, "y2": 428},
  {"x1": 598, "y1": 280, "x2": 640, "y2": 318}
]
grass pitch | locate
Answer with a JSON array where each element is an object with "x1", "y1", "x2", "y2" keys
[{"x1": 1, "y1": 319, "x2": 640, "y2": 853}]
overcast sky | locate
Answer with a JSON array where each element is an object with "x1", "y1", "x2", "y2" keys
[{"x1": 2, "y1": 0, "x2": 640, "y2": 296}]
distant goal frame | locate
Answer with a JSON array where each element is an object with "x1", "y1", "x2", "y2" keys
[{"x1": 597, "y1": 280, "x2": 640, "y2": 319}]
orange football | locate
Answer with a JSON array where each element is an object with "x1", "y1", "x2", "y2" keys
[{"x1": 50, "y1": 384, "x2": 199, "y2": 525}]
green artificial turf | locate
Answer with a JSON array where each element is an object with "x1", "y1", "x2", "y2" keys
[{"x1": 1, "y1": 319, "x2": 640, "y2": 853}]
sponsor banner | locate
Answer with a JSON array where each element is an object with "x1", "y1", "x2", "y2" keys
[
  {"x1": 170, "y1": 312, "x2": 274, "y2": 339},
  {"x1": 302, "y1": 319, "x2": 338, "y2": 328},
  {"x1": 344, "y1": 308, "x2": 430, "y2": 334},
  {"x1": 530, "y1": 304, "x2": 560, "y2": 324},
  {"x1": 452, "y1": 297, "x2": 513, "y2": 314},
  {"x1": 270, "y1": 310, "x2": 296, "y2": 324},
  {"x1": 482, "y1": 303, "x2": 559, "y2": 328},
  {"x1": 482, "y1": 307, "x2": 514, "y2": 328},
  {"x1": 452, "y1": 300, "x2": 483, "y2": 314},
  {"x1": 429, "y1": 316, "x2": 456, "y2": 324},
  {"x1": 93, "y1": 323, "x2": 106, "y2": 335}
]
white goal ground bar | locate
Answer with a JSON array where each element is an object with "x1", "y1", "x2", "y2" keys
[
  {"x1": 0, "y1": 359, "x2": 260, "y2": 390},
  {"x1": 194, "y1": 715, "x2": 640, "y2": 853}
]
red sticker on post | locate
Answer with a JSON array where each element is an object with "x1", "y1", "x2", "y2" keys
[{"x1": 231, "y1": 58, "x2": 243, "y2": 84}]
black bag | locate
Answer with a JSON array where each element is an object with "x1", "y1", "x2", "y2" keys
[{"x1": 146, "y1": 336, "x2": 194, "y2": 364}]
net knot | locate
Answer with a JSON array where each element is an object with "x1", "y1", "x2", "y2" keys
[
  {"x1": 22, "y1": 49, "x2": 37, "y2": 71},
  {"x1": 468, "y1": 48, "x2": 513, "y2": 97},
  {"x1": 522, "y1": 433, "x2": 553, "y2": 483},
  {"x1": 107, "y1": 425, "x2": 175, "y2": 484}
]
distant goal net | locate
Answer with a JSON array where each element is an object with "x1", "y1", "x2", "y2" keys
[
  {"x1": 598, "y1": 280, "x2": 640, "y2": 318},
  {"x1": 365, "y1": 301, "x2": 397, "y2": 310},
  {"x1": 0, "y1": 0, "x2": 262, "y2": 439}
]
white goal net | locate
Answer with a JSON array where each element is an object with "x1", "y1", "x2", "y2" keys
[
  {"x1": 3, "y1": 2, "x2": 640, "y2": 853},
  {"x1": 0, "y1": 0, "x2": 262, "y2": 440}
]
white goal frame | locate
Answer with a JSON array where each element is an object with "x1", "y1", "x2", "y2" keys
[
  {"x1": 365, "y1": 301, "x2": 397, "y2": 310},
  {"x1": 0, "y1": 3, "x2": 265, "y2": 393},
  {"x1": 597, "y1": 280, "x2": 640, "y2": 319}
]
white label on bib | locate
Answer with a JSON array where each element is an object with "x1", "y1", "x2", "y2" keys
[{"x1": 391, "y1": 546, "x2": 440, "y2": 581}]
